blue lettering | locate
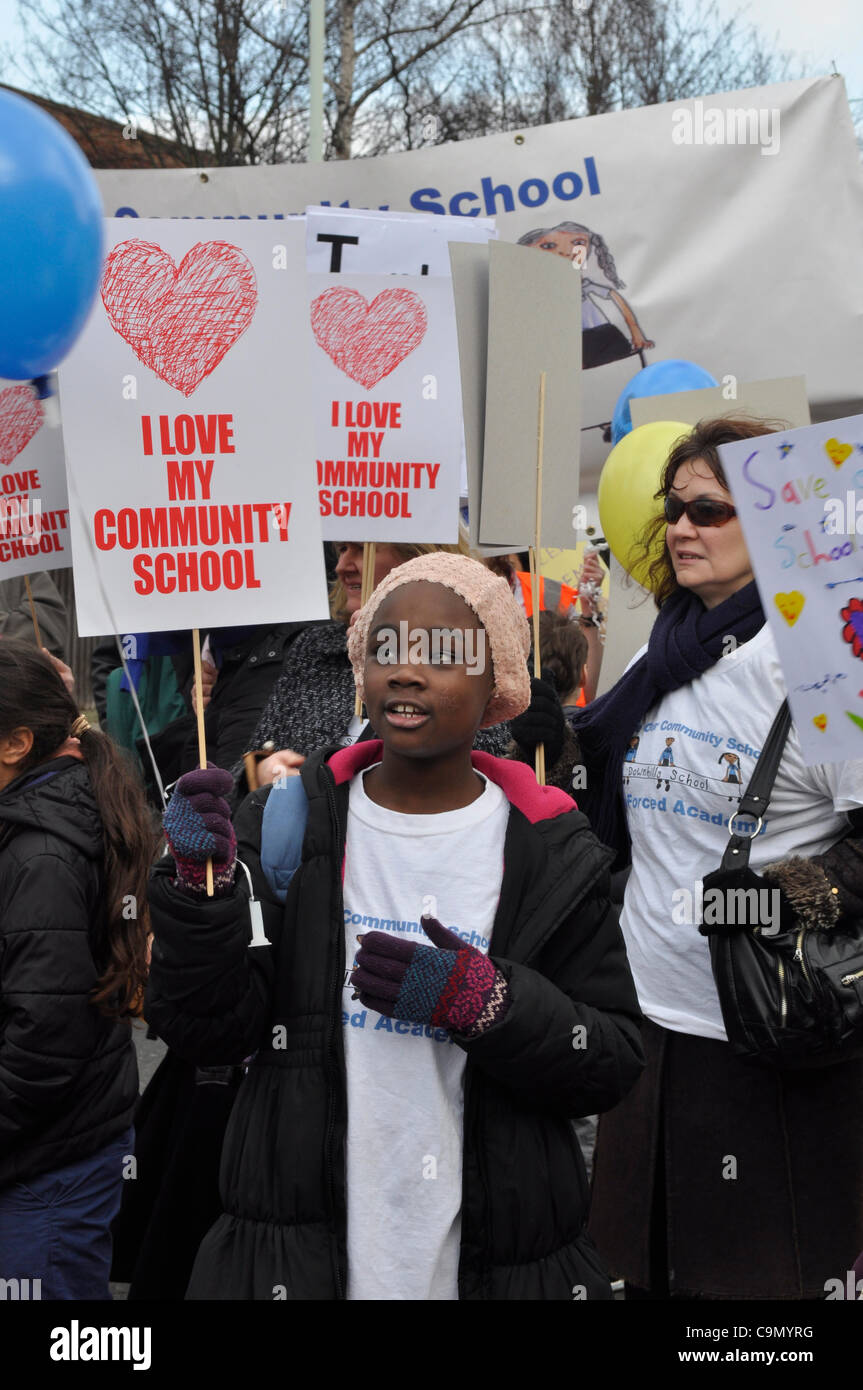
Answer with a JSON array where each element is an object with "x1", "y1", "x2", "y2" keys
[
  {"x1": 518, "y1": 176, "x2": 548, "y2": 208},
  {"x1": 481, "y1": 175, "x2": 515, "y2": 215},
  {"x1": 552, "y1": 171, "x2": 583, "y2": 201},
  {"x1": 449, "y1": 190, "x2": 481, "y2": 216},
  {"x1": 585, "y1": 156, "x2": 600, "y2": 194},
  {"x1": 410, "y1": 187, "x2": 445, "y2": 214},
  {"x1": 394, "y1": 1020, "x2": 410, "y2": 1034},
  {"x1": 742, "y1": 449, "x2": 775, "y2": 509},
  {"x1": 115, "y1": 206, "x2": 139, "y2": 218},
  {"x1": 374, "y1": 1016, "x2": 393, "y2": 1032}
]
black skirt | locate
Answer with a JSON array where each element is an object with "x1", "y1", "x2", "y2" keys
[{"x1": 589, "y1": 1018, "x2": 863, "y2": 1298}]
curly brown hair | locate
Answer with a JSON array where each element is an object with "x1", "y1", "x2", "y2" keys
[{"x1": 629, "y1": 415, "x2": 785, "y2": 607}]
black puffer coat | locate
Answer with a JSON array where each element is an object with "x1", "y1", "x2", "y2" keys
[
  {"x1": 0, "y1": 757, "x2": 138, "y2": 1189},
  {"x1": 146, "y1": 741, "x2": 645, "y2": 1300}
]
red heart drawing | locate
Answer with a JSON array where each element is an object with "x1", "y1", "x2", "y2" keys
[
  {"x1": 101, "y1": 240, "x2": 258, "y2": 397},
  {"x1": 310, "y1": 287, "x2": 428, "y2": 390},
  {"x1": 0, "y1": 384, "x2": 44, "y2": 466}
]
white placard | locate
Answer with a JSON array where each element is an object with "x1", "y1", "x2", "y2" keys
[
  {"x1": 0, "y1": 380, "x2": 72, "y2": 579},
  {"x1": 58, "y1": 220, "x2": 328, "y2": 636},
  {"x1": 719, "y1": 414, "x2": 863, "y2": 764},
  {"x1": 306, "y1": 205, "x2": 495, "y2": 275},
  {"x1": 309, "y1": 271, "x2": 462, "y2": 541}
]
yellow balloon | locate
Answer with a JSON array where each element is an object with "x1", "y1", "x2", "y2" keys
[{"x1": 598, "y1": 420, "x2": 691, "y2": 590}]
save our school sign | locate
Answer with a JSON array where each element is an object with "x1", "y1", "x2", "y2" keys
[
  {"x1": 58, "y1": 220, "x2": 329, "y2": 636},
  {"x1": 93, "y1": 76, "x2": 863, "y2": 494}
]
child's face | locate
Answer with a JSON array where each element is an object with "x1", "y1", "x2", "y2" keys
[
  {"x1": 363, "y1": 582, "x2": 495, "y2": 760},
  {"x1": 531, "y1": 229, "x2": 590, "y2": 267}
]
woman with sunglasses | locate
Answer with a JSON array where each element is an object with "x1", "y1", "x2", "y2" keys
[{"x1": 571, "y1": 416, "x2": 863, "y2": 1300}]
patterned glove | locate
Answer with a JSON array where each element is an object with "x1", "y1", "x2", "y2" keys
[
  {"x1": 510, "y1": 676, "x2": 566, "y2": 768},
  {"x1": 352, "y1": 915, "x2": 511, "y2": 1037},
  {"x1": 163, "y1": 766, "x2": 237, "y2": 896}
]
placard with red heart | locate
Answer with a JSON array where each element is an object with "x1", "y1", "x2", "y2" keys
[
  {"x1": 0, "y1": 384, "x2": 44, "y2": 467},
  {"x1": 100, "y1": 240, "x2": 258, "y2": 397},
  {"x1": 310, "y1": 286, "x2": 428, "y2": 389}
]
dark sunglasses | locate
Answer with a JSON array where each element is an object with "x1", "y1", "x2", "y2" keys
[{"x1": 664, "y1": 495, "x2": 737, "y2": 527}]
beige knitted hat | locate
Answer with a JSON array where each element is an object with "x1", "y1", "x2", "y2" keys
[{"x1": 347, "y1": 552, "x2": 531, "y2": 727}]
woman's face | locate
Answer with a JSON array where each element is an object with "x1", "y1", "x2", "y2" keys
[
  {"x1": 530, "y1": 229, "x2": 589, "y2": 267},
  {"x1": 665, "y1": 459, "x2": 754, "y2": 610},
  {"x1": 335, "y1": 543, "x2": 409, "y2": 616}
]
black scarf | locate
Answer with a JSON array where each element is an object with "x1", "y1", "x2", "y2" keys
[{"x1": 571, "y1": 580, "x2": 766, "y2": 857}]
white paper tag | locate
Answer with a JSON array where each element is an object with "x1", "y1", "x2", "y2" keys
[{"x1": 248, "y1": 897, "x2": 271, "y2": 948}]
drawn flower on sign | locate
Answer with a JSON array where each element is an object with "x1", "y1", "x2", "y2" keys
[
  {"x1": 100, "y1": 240, "x2": 258, "y2": 397},
  {"x1": 840, "y1": 597, "x2": 863, "y2": 660}
]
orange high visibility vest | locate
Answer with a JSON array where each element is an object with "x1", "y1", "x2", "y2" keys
[{"x1": 516, "y1": 573, "x2": 586, "y2": 706}]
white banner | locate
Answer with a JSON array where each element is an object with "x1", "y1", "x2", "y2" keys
[
  {"x1": 0, "y1": 381, "x2": 72, "y2": 580},
  {"x1": 94, "y1": 78, "x2": 863, "y2": 492},
  {"x1": 58, "y1": 220, "x2": 328, "y2": 635}
]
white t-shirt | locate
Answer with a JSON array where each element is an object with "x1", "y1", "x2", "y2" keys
[
  {"x1": 620, "y1": 625, "x2": 863, "y2": 1040},
  {"x1": 342, "y1": 766, "x2": 508, "y2": 1301}
]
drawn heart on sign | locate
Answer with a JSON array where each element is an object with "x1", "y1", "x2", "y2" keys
[
  {"x1": 0, "y1": 384, "x2": 44, "y2": 466},
  {"x1": 825, "y1": 437, "x2": 853, "y2": 468},
  {"x1": 100, "y1": 240, "x2": 258, "y2": 397},
  {"x1": 310, "y1": 286, "x2": 428, "y2": 390},
  {"x1": 774, "y1": 590, "x2": 805, "y2": 626},
  {"x1": 813, "y1": 714, "x2": 827, "y2": 731}
]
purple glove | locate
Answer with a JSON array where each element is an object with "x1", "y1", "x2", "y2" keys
[
  {"x1": 163, "y1": 766, "x2": 237, "y2": 896},
  {"x1": 352, "y1": 915, "x2": 510, "y2": 1037}
]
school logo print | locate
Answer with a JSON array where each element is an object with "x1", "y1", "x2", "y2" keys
[
  {"x1": 0, "y1": 384, "x2": 43, "y2": 466},
  {"x1": 100, "y1": 240, "x2": 258, "y2": 397},
  {"x1": 310, "y1": 286, "x2": 428, "y2": 389}
]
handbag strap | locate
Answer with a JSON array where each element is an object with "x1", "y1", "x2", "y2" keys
[{"x1": 719, "y1": 699, "x2": 793, "y2": 872}]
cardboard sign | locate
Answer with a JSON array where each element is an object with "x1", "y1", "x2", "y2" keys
[
  {"x1": 0, "y1": 380, "x2": 73, "y2": 580},
  {"x1": 630, "y1": 376, "x2": 811, "y2": 431},
  {"x1": 449, "y1": 241, "x2": 490, "y2": 550},
  {"x1": 719, "y1": 414, "x2": 863, "y2": 764},
  {"x1": 58, "y1": 220, "x2": 328, "y2": 636},
  {"x1": 479, "y1": 240, "x2": 582, "y2": 548},
  {"x1": 308, "y1": 271, "x2": 462, "y2": 541}
]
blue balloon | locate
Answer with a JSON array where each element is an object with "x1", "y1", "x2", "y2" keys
[
  {"x1": 0, "y1": 88, "x2": 104, "y2": 379},
  {"x1": 611, "y1": 359, "x2": 719, "y2": 445}
]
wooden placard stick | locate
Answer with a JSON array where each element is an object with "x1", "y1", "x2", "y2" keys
[
  {"x1": 353, "y1": 542, "x2": 376, "y2": 719},
  {"x1": 192, "y1": 627, "x2": 214, "y2": 897},
  {"x1": 24, "y1": 575, "x2": 42, "y2": 648},
  {"x1": 531, "y1": 374, "x2": 547, "y2": 785}
]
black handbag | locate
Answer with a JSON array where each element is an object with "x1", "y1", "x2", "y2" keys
[{"x1": 701, "y1": 699, "x2": 863, "y2": 1067}]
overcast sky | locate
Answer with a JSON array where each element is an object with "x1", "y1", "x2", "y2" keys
[{"x1": 0, "y1": 0, "x2": 860, "y2": 114}]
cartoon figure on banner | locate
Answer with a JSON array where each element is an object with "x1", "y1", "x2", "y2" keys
[
  {"x1": 0, "y1": 384, "x2": 44, "y2": 467},
  {"x1": 517, "y1": 221, "x2": 654, "y2": 369},
  {"x1": 623, "y1": 734, "x2": 640, "y2": 785},
  {"x1": 656, "y1": 736, "x2": 674, "y2": 792},
  {"x1": 100, "y1": 240, "x2": 258, "y2": 397},
  {"x1": 310, "y1": 286, "x2": 428, "y2": 389},
  {"x1": 718, "y1": 750, "x2": 742, "y2": 801}
]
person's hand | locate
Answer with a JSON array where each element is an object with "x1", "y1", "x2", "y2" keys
[
  {"x1": 510, "y1": 676, "x2": 566, "y2": 767},
  {"x1": 163, "y1": 765, "x2": 236, "y2": 895},
  {"x1": 43, "y1": 649, "x2": 75, "y2": 695},
  {"x1": 578, "y1": 550, "x2": 604, "y2": 619},
  {"x1": 255, "y1": 748, "x2": 305, "y2": 785},
  {"x1": 630, "y1": 330, "x2": 654, "y2": 351},
  {"x1": 192, "y1": 658, "x2": 218, "y2": 714},
  {"x1": 351, "y1": 916, "x2": 510, "y2": 1037}
]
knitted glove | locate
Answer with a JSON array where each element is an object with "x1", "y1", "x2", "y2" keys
[
  {"x1": 352, "y1": 916, "x2": 511, "y2": 1037},
  {"x1": 509, "y1": 676, "x2": 565, "y2": 768},
  {"x1": 163, "y1": 766, "x2": 237, "y2": 896}
]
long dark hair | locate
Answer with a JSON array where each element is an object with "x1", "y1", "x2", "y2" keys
[
  {"x1": 0, "y1": 640, "x2": 157, "y2": 1017},
  {"x1": 629, "y1": 415, "x2": 784, "y2": 606}
]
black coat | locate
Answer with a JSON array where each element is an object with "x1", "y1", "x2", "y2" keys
[
  {"x1": 146, "y1": 740, "x2": 645, "y2": 1300},
  {"x1": 0, "y1": 757, "x2": 138, "y2": 1189}
]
